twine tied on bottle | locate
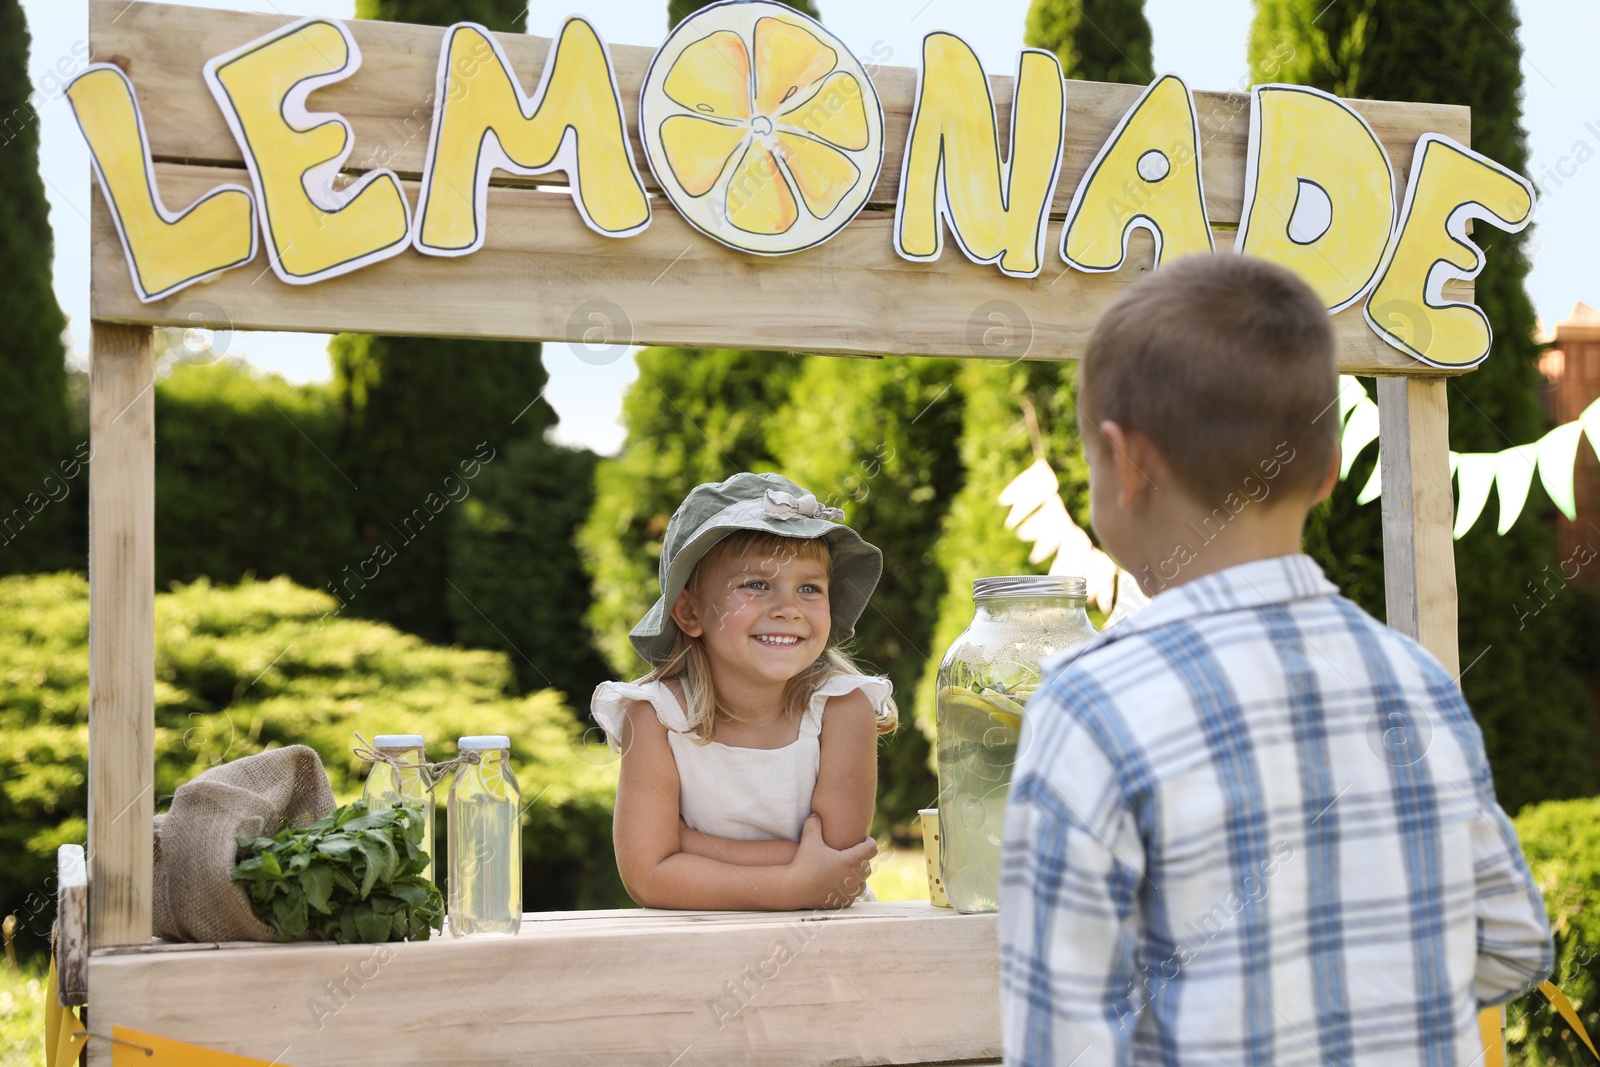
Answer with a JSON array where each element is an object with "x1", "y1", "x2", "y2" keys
[{"x1": 351, "y1": 732, "x2": 483, "y2": 793}]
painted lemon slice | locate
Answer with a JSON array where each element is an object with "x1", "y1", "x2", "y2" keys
[
  {"x1": 477, "y1": 759, "x2": 510, "y2": 802},
  {"x1": 640, "y1": 0, "x2": 885, "y2": 255}
]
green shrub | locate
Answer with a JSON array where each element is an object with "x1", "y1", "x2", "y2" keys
[
  {"x1": 155, "y1": 362, "x2": 362, "y2": 594},
  {"x1": 0, "y1": 572, "x2": 623, "y2": 959},
  {"x1": 448, "y1": 438, "x2": 611, "y2": 705},
  {"x1": 1508, "y1": 794, "x2": 1600, "y2": 1065}
]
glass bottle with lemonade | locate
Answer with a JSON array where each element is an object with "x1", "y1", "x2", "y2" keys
[
  {"x1": 361, "y1": 734, "x2": 436, "y2": 880},
  {"x1": 447, "y1": 735, "x2": 522, "y2": 936}
]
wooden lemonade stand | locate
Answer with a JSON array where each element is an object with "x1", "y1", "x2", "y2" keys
[{"x1": 61, "y1": 0, "x2": 1521, "y2": 1062}]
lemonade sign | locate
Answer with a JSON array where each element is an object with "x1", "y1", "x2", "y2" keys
[{"x1": 67, "y1": 0, "x2": 1534, "y2": 369}]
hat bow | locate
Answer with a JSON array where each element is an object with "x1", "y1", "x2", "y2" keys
[{"x1": 762, "y1": 488, "x2": 845, "y2": 522}]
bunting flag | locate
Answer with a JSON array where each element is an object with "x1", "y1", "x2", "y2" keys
[
  {"x1": 998, "y1": 458, "x2": 1122, "y2": 614},
  {"x1": 44, "y1": 956, "x2": 88, "y2": 1067},
  {"x1": 1537, "y1": 981, "x2": 1600, "y2": 1062},
  {"x1": 1336, "y1": 375, "x2": 1600, "y2": 537},
  {"x1": 112, "y1": 1027, "x2": 300, "y2": 1065}
]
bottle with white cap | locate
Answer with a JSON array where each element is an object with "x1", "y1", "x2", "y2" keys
[
  {"x1": 447, "y1": 735, "x2": 522, "y2": 936},
  {"x1": 362, "y1": 735, "x2": 436, "y2": 879}
]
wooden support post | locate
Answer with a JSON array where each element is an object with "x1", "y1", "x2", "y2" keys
[
  {"x1": 88, "y1": 322, "x2": 156, "y2": 949},
  {"x1": 1377, "y1": 377, "x2": 1459, "y2": 675},
  {"x1": 1377, "y1": 377, "x2": 1505, "y2": 1061}
]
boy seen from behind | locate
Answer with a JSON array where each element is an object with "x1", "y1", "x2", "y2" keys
[{"x1": 998, "y1": 255, "x2": 1553, "y2": 1065}]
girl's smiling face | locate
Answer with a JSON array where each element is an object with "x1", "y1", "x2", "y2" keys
[{"x1": 671, "y1": 537, "x2": 833, "y2": 689}]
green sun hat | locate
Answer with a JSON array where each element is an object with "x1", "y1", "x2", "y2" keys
[{"x1": 630, "y1": 472, "x2": 883, "y2": 665}]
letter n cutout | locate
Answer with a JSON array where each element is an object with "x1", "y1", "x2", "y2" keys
[{"x1": 894, "y1": 33, "x2": 1065, "y2": 278}]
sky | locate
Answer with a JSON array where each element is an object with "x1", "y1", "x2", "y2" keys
[{"x1": 22, "y1": 0, "x2": 1600, "y2": 455}]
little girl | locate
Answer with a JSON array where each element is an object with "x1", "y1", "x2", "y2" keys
[{"x1": 591, "y1": 472, "x2": 898, "y2": 911}]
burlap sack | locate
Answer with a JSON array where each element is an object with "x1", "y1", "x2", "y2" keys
[{"x1": 152, "y1": 745, "x2": 335, "y2": 942}]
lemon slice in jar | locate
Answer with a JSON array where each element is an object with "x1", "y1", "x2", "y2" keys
[
  {"x1": 977, "y1": 690, "x2": 1024, "y2": 730},
  {"x1": 937, "y1": 686, "x2": 1024, "y2": 731},
  {"x1": 640, "y1": 1, "x2": 885, "y2": 254}
]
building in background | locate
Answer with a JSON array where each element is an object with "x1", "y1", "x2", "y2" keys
[{"x1": 1539, "y1": 302, "x2": 1600, "y2": 589}]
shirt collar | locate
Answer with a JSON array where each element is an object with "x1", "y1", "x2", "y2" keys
[{"x1": 1042, "y1": 554, "x2": 1339, "y2": 673}]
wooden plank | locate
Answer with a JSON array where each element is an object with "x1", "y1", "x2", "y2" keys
[
  {"x1": 56, "y1": 845, "x2": 89, "y2": 1006},
  {"x1": 1377, "y1": 377, "x2": 1460, "y2": 673},
  {"x1": 86, "y1": 902, "x2": 1000, "y2": 1067},
  {"x1": 89, "y1": 0, "x2": 1470, "y2": 223},
  {"x1": 88, "y1": 322, "x2": 156, "y2": 950},
  {"x1": 91, "y1": 164, "x2": 1473, "y2": 375}
]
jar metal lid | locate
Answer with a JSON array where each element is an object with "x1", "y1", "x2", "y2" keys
[
  {"x1": 373, "y1": 734, "x2": 425, "y2": 749},
  {"x1": 972, "y1": 575, "x2": 1088, "y2": 599},
  {"x1": 457, "y1": 735, "x2": 511, "y2": 751}
]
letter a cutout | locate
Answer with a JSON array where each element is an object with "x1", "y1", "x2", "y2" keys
[
  {"x1": 1238, "y1": 85, "x2": 1397, "y2": 312},
  {"x1": 1060, "y1": 74, "x2": 1212, "y2": 272}
]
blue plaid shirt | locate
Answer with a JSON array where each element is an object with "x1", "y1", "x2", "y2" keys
[{"x1": 999, "y1": 555, "x2": 1552, "y2": 1066}]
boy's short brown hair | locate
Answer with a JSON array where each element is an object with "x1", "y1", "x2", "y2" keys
[{"x1": 1078, "y1": 253, "x2": 1338, "y2": 508}]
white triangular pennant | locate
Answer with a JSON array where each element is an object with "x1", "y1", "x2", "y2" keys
[
  {"x1": 1538, "y1": 421, "x2": 1585, "y2": 520},
  {"x1": 1453, "y1": 453, "x2": 1497, "y2": 539},
  {"x1": 1492, "y1": 443, "x2": 1539, "y2": 535},
  {"x1": 998, "y1": 459, "x2": 1060, "y2": 530},
  {"x1": 1340, "y1": 396, "x2": 1381, "y2": 480}
]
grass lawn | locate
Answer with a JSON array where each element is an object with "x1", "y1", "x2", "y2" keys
[
  {"x1": 867, "y1": 842, "x2": 930, "y2": 903},
  {"x1": 1, "y1": 960, "x2": 45, "y2": 1066}
]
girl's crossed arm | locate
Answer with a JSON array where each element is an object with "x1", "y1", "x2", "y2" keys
[
  {"x1": 676, "y1": 689, "x2": 881, "y2": 866},
  {"x1": 613, "y1": 698, "x2": 876, "y2": 910}
]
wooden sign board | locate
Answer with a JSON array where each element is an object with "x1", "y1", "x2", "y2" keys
[{"x1": 80, "y1": 0, "x2": 1504, "y2": 374}]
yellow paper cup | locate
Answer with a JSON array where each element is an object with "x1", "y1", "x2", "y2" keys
[{"x1": 919, "y1": 808, "x2": 952, "y2": 908}]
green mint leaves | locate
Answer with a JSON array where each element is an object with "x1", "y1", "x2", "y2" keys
[{"x1": 232, "y1": 800, "x2": 445, "y2": 943}]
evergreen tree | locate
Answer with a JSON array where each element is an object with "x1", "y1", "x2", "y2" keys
[
  {"x1": 1250, "y1": 0, "x2": 1599, "y2": 813},
  {"x1": 360, "y1": 0, "x2": 523, "y2": 30},
  {"x1": 770, "y1": 357, "x2": 965, "y2": 832},
  {"x1": 0, "y1": 0, "x2": 74, "y2": 576},
  {"x1": 1025, "y1": 0, "x2": 1154, "y2": 85},
  {"x1": 578, "y1": 348, "x2": 810, "y2": 677},
  {"x1": 669, "y1": 0, "x2": 819, "y2": 29},
  {"x1": 449, "y1": 440, "x2": 611, "y2": 705},
  {"x1": 155, "y1": 362, "x2": 362, "y2": 593},
  {"x1": 329, "y1": 331, "x2": 551, "y2": 644}
]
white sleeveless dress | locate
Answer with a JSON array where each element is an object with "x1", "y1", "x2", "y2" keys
[{"x1": 590, "y1": 674, "x2": 894, "y2": 844}]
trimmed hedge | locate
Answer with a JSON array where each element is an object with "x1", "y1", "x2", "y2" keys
[
  {"x1": 0, "y1": 572, "x2": 623, "y2": 959},
  {"x1": 155, "y1": 361, "x2": 360, "y2": 594}
]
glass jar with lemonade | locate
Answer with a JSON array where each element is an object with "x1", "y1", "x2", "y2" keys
[{"x1": 934, "y1": 576, "x2": 1097, "y2": 913}]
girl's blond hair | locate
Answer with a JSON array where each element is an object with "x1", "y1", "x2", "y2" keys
[{"x1": 638, "y1": 530, "x2": 898, "y2": 744}]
